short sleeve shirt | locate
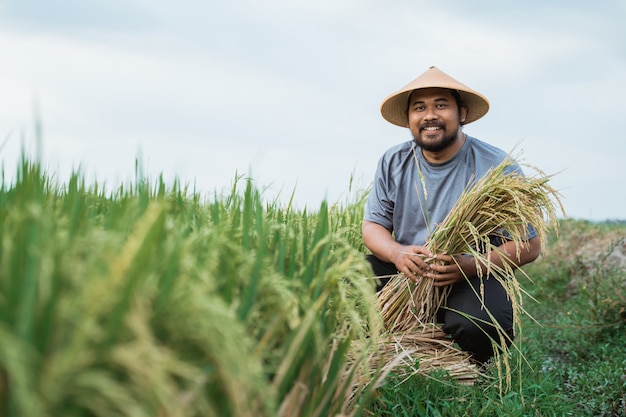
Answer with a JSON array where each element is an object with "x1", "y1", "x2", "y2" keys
[{"x1": 364, "y1": 135, "x2": 536, "y2": 246}]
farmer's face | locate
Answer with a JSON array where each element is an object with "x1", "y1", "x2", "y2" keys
[{"x1": 408, "y1": 88, "x2": 467, "y2": 152}]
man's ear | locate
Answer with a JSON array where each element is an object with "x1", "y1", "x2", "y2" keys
[{"x1": 460, "y1": 105, "x2": 468, "y2": 124}]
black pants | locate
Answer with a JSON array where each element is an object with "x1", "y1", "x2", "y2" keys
[{"x1": 367, "y1": 254, "x2": 514, "y2": 364}]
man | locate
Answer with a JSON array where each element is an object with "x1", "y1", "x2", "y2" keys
[{"x1": 363, "y1": 66, "x2": 541, "y2": 364}]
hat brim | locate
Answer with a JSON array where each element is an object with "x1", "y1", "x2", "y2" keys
[{"x1": 380, "y1": 66, "x2": 490, "y2": 128}]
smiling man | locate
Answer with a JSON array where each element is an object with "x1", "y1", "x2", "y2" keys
[{"x1": 362, "y1": 66, "x2": 541, "y2": 364}]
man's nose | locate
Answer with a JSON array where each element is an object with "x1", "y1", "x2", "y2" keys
[{"x1": 423, "y1": 107, "x2": 438, "y2": 120}]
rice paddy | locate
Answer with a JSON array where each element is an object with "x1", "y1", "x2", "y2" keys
[
  {"x1": 1, "y1": 156, "x2": 624, "y2": 416},
  {"x1": 0, "y1": 158, "x2": 386, "y2": 416}
]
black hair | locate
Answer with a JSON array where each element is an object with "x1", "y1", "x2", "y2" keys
[{"x1": 450, "y1": 90, "x2": 464, "y2": 111}]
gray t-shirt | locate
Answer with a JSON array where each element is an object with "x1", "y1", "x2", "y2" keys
[{"x1": 364, "y1": 135, "x2": 536, "y2": 246}]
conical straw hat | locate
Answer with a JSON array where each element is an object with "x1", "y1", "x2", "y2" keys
[{"x1": 380, "y1": 66, "x2": 489, "y2": 127}]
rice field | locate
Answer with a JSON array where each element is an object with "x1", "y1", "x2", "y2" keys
[
  {"x1": 1, "y1": 157, "x2": 625, "y2": 416},
  {"x1": 0, "y1": 158, "x2": 388, "y2": 416}
]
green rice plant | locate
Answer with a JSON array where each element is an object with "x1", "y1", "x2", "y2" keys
[{"x1": 0, "y1": 157, "x2": 386, "y2": 416}]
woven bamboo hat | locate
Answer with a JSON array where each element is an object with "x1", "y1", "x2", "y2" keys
[{"x1": 380, "y1": 66, "x2": 490, "y2": 127}]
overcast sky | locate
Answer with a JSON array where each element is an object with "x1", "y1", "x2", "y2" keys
[{"x1": 1, "y1": 0, "x2": 625, "y2": 220}]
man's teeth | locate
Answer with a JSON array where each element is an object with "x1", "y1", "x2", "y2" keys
[{"x1": 424, "y1": 126, "x2": 440, "y2": 131}]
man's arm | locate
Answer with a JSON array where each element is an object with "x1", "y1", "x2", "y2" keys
[{"x1": 362, "y1": 220, "x2": 434, "y2": 281}]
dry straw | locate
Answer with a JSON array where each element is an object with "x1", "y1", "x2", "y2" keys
[{"x1": 373, "y1": 152, "x2": 564, "y2": 387}]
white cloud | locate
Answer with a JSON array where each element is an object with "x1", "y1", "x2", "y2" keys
[{"x1": 0, "y1": 0, "x2": 625, "y2": 220}]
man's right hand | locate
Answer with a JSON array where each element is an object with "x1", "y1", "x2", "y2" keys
[
  {"x1": 362, "y1": 220, "x2": 434, "y2": 282},
  {"x1": 390, "y1": 245, "x2": 434, "y2": 282}
]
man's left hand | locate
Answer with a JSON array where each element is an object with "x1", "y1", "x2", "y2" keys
[{"x1": 425, "y1": 254, "x2": 479, "y2": 287}]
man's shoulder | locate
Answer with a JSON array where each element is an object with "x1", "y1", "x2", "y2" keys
[
  {"x1": 466, "y1": 136, "x2": 509, "y2": 163},
  {"x1": 377, "y1": 140, "x2": 415, "y2": 165},
  {"x1": 466, "y1": 136, "x2": 524, "y2": 175},
  {"x1": 382, "y1": 140, "x2": 414, "y2": 155}
]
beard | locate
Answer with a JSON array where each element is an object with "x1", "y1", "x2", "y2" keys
[{"x1": 412, "y1": 126, "x2": 458, "y2": 152}]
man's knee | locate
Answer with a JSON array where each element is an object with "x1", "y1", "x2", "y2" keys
[
  {"x1": 365, "y1": 254, "x2": 397, "y2": 291},
  {"x1": 442, "y1": 311, "x2": 514, "y2": 363}
]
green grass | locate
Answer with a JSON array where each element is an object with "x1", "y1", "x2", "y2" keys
[{"x1": 1, "y1": 157, "x2": 625, "y2": 416}]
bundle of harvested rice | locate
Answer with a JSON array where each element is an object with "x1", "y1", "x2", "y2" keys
[
  {"x1": 369, "y1": 324, "x2": 482, "y2": 384},
  {"x1": 373, "y1": 155, "x2": 563, "y2": 386}
]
